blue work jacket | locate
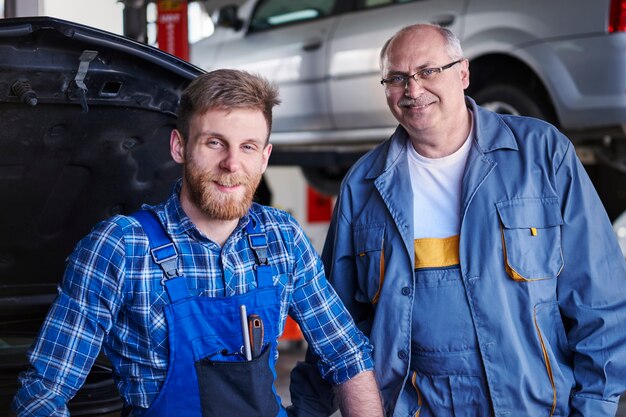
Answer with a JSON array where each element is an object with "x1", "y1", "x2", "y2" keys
[{"x1": 322, "y1": 98, "x2": 626, "y2": 416}]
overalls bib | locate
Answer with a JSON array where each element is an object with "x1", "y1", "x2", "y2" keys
[
  {"x1": 131, "y1": 210, "x2": 287, "y2": 417},
  {"x1": 405, "y1": 236, "x2": 492, "y2": 417}
]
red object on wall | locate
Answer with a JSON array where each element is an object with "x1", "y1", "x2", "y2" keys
[
  {"x1": 306, "y1": 186, "x2": 333, "y2": 223},
  {"x1": 157, "y1": 0, "x2": 189, "y2": 60}
]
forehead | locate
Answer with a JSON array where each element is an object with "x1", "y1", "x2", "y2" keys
[
  {"x1": 383, "y1": 28, "x2": 449, "y2": 70},
  {"x1": 192, "y1": 107, "x2": 266, "y2": 126},
  {"x1": 189, "y1": 108, "x2": 268, "y2": 139}
]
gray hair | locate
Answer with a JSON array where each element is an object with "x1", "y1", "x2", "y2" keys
[{"x1": 379, "y1": 24, "x2": 463, "y2": 70}]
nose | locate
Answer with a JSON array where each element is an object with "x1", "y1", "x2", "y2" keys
[
  {"x1": 219, "y1": 148, "x2": 241, "y2": 172},
  {"x1": 404, "y1": 75, "x2": 424, "y2": 97}
]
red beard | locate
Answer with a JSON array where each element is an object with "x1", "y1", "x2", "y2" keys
[{"x1": 184, "y1": 161, "x2": 262, "y2": 221}]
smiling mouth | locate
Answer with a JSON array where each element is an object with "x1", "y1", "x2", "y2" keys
[
  {"x1": 407, "y1": 103, "x2": 430, "y2": 109},
  {"x1": 214, "y1": 181, "x2": 242, "y2": 191}
]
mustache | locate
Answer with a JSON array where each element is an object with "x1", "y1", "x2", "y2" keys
[
  {"x1": 208, "y1": 173, "x2": 249, "y2": 187},
  {"x1": 398, "y1": 97, "x2": 431, "y2": 107}
]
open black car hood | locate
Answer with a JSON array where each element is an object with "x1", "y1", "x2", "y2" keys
[
  {"x1": 0, "y1": 17, "x2": 203, "y2": 321},
  {"x1": 0, "y1": 17, "x2": 203, "y2": 415}
]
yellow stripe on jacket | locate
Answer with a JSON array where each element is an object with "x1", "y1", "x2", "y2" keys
[{"x1": 414, "y1": 235, "x2": 460, "y2": 269}]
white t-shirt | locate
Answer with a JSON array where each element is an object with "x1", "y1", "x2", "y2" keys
[{"x1": 407, "y1": 124, "x2": 473, "y2": 239}]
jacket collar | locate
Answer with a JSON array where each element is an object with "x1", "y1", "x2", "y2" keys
[
  {"x1": 468, "y1": 96, "x2": 518, "y2": 153},
  {"x1": 365, "y1": 96, "x2": 517, "y2": 180}
]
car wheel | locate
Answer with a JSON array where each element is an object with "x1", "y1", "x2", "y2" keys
[
  {"x1": 473, "y1": 83, "x2": 555, "y2": 124},
  {"x1": 302, "y1": 166, "x2": 350, "y2": 196}
]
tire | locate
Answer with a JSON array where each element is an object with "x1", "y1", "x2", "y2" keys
[
  {"x1": 302, "y1": 166, "x2": 350, "y2": 196},
  {"x1": 473, "y1": 83, "x2": 555, "y2": 124}
]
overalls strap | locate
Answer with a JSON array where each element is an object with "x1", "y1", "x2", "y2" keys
[
  {"x1": 132, "y1": 210, "x2": 275, "y2": 298},
  {"x1": 131, "y1": 210, "x2": 181, "y2": 278},
  {"x1": 131, "y1": 210, "x2": 188, "y2": 302},
  {"x1": 245, "y1": 214, "x2": 274, "y2": 289}
]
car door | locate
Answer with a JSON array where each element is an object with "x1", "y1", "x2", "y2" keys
[
  {"x1": 328, "y1": 0, "x2": 466, "y2": 130},
  {"x1": 200, "y1": 0, "x2": 341, "y2": 133}
]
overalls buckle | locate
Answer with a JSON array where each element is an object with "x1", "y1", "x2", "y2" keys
[
  {"x1": 248, "y1": 233, "x2": 269, "y2": 266},
  {"x1": 150, "y1": 242, "x2": 180, "y2": 278}
]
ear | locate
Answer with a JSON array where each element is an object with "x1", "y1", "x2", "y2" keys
[
  {"x1": 260, "y1": 143, "x2": 272, "y2": 172},
  {"x1": 460, "y1": 58, "x2": 470, "y2": 89},
  {"x1": 170, "y1": 129, "x2": 185, "y2": 163}
]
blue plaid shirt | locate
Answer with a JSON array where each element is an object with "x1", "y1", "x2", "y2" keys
[{"x1": 12, "y1": 182, "x2": 374, "y2": 416}]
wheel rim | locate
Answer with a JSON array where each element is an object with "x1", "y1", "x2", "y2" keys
[{"x1": 480, "y1": 100, "x2": 521, "y2": 115}]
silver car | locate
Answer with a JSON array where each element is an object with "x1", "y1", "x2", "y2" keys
[{"x1": 191, "y1": 0, "x2": 626, "y2": 209}]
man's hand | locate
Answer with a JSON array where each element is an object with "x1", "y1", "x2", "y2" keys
[{"x1": 334, "y1": 370, "x2": 384, "y2": 417}]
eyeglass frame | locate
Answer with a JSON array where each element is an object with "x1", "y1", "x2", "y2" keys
[{"x1": 380, "y1": 59, "x2": 463, "y2": 88}]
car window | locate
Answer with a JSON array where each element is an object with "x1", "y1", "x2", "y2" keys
[
  {"x1": 359, "y1": 0, "x2": 418, "y2": 9},
  {"x1": 249, "y1": 0, "x2": 337, "y2": 32},
  {"x1": 363, "y1": 0, "x2": 392, "y2": 7}
]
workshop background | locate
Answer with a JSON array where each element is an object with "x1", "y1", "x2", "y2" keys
[{"x1": 1, "y1": 1, "x2": 625, "y2": 416}]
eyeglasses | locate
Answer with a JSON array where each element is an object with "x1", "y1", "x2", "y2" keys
[{"x1": 380, "y1": 59, "x2": 463, "y2": 88}]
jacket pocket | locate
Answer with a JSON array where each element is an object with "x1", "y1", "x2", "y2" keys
[
  {"x1": 533, "y1": 301, "x2": 575, "y2": 417},
  {"x1": 496, "y1": 197, "x2": 564, "y2": 281},
  {"x1": 353, "y1": 223, "x2": 385, "y2": 303}
]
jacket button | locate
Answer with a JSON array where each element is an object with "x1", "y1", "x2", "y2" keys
[
  {"x1": 401, "y1": 287, "x2": 411, "y2": 296},
  {"x1": 397, "y1": 350, "x2": 407, "y2": 360}
]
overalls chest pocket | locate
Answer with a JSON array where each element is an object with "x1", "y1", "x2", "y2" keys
[
  {"x1": 353, "y1": 224, "x2": 385, "y2": 303},
  {"x1": 188, "y1": 287, "x2": 282, "y2": 417},
  {"x1": 496, "y1": 197, "x2": 564, "y2": 281}
]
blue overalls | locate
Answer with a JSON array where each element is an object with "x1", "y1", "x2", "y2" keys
[
  {"x1": 130, "y1": 210, "x2": 287, "y2": 417},
  {"x1": 404, "y1": 236, "x2": 492, "y2": 417}
]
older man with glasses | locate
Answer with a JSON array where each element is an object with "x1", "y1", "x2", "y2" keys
[{"x1": 290, "y1": 23, "x2": 626, "y2": 417}]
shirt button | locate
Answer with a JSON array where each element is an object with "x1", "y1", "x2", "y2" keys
[
  {"x1": 401, "y1": 287, "x2": 411, "y2": 296},
  {"x1": 397, "y1": 350, "x2": 408, "y2": 360}
]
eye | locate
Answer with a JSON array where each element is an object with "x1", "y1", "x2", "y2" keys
[
  {"x1": 207, "y1": 139, "x2": 224, "y2": 149},
  {"x1": 386, "y1": 75, "x2": 407, "y2": 85},
  {"x1": 419, "y1": 68, "x2": 439, "y2": 79},
  {"x1": 241, "y1": 143, "x2": 260, "y2": 153},
  {"x1": 389, "y1": 75, "x2": 406, "y2": 85}
]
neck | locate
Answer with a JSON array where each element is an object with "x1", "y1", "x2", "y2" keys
[
  {"x1": 179, "y1": 193, "x2": 240, "y2": 247},
  {"x1": 410, "y1": 108, "x2": 472, "y2": 158}
]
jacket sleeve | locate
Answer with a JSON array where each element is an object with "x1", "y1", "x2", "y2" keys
[{"x1": 554, "y1": 142, "x2": 626, "y2": 416}]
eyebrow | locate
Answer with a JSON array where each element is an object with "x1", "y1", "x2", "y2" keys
[
  {"x1": 196, "y1": 132, "x2": 267, "y2": 145},
  {"x1": 385, "y1": 61, "x2": 437, "y2": 75},
  {"x1": 193, "y1": 131, "x2": 224, "y2": 142}
]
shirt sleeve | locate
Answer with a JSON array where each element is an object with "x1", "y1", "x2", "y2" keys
[
  {"x1": 286, "y1": 216, "x2": 374, "y2": 385},
  {"x1": 11, "y1": 220, "x2": 126, "y2": 417},
  {"x1": 555, "y1": 142, "x2": 626, "y2": 416}
]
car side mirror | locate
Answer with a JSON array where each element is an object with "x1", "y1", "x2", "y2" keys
[{"x1": 216, "y1": 4, "x2": 243, "y2": 31}]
